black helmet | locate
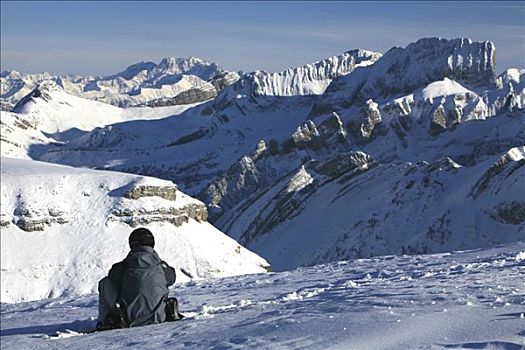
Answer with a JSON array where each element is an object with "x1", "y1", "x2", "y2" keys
[{"x1": 129, "y1": 228, "x2": 155, "y2": 249}]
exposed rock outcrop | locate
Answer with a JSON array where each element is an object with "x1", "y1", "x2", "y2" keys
[
  {"x1": 291, "y1": 113, "x2": 347, "y2": 151},
  {"x1": 488, "y1": 201, "x2": 525, "y2": 225},
  {"x1": 360, "y1": 99, "x2": 382, "y2": 139},
  {"x1": 292, "y1": 121, "x2": 319, "y2": 144},
  {"x1": 316, "y1": 152, "x2": 373, "y2": 179},
  {"x1": 109, "y1": 202, "x2": 208, "y2": 227},
  {"x1": 211, "y1": 71, "x2": 241, "y2": 92},
  {"x1": 171, "y1": 86, "x2": 217, "y2": 105},
  {"x1": 124, "y1": 182, "x2": 178, "y2": 201},
  {"x1": 470, "y1": 146, "x2": 525, "y2": 199},
  {"x1": 429, "y1": 105, "x2": 448, "y2": 135},
  {"x1": 314, "y1": 38, "x2": 497, "y2": 114},
  {"x1": 347, "y1": 99, "x2": 383, "y2": 141},
  {"x1": 146, "y1": 84, "x2": 217, "y2": 106},
  {"x1": 113, "y1": 179, "x2": 209, "y2": 227},
  {"x1": 286, "y1": 165, "x2": 314, "y2": 193},
  {"x1": 13, "y1": 204, "x2": 69, "y2": 232}
]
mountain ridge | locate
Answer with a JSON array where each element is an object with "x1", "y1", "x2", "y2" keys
[
  {"x1": 1, "y1": 56, "x2": 232, "y2": 110},
  {"x1": 1, "y1": 48, "x2": 382, "y2": 111},
  {"x1": 1, "y1": 36, "x2": 523, "y2": 277}
]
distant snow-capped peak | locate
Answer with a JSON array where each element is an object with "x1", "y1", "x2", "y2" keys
[
  {"x1": 1, "y1": 56, "x2": 230, "y2": 110},
  {"x1": 112, "y1": 56, "x2": 222, "y2": 81}
]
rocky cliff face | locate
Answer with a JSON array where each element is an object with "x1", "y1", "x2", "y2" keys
[
  {"x1": 12, "y1": 203, "x2": 69, "y2": 232},
  {"x1": 108, "y1": 179, "x2": 209, "y2": 227},
  {"x1": 201, "y1": 112, "x2": 363, "y2": 223},
  {"x1": 314, "y1": 38, "x2": 497, "y2": 114},
  {"x1": 252, "y1": 49, "x2": 381, "y2": 96},
  {"x1": 211, "y1": 71, "x2": 241, "y2": 92},
  {"x1": 124, "y1": 181, "x2": 178, "y2": 200},
  {"x1": 209, "y1": 142, "x2": 524, "y2": 270},
  {"x1": 112, "y1": 181, "x2": 209, "y2": 229},
  {"x1": 222, "y1": 49, "x2": 380, "y2": 99}
]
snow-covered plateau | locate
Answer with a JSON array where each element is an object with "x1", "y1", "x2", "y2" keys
[
  {"x1": 1, "y1": 243, "x2": 524, "y2": 349},
  {"x1": 0, "y1": 158, "x2": 269, "y2": 303}
]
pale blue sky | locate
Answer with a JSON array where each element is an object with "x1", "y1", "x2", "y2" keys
[{"x1": 1, "y1": 1, "x2": 524, "y2": 76}]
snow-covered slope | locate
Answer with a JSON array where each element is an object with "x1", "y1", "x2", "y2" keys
[
  {"x1": 10, "y1": 81, "x2": 200, "y2": 133},
  {"x1": 209, "y1": 144, "x2": 524, "y2": 270},
  {"x1": 1, "y1": 57, "x2": 236, "y2": 109},
  {"x1": 0, "y1": 158, "x2": 269, "y2": 303},
  {"x1": 34, "y1": 92, "x2": 319, "y2": 193},
  {"x1": 0, "y1": 81, "x2": 202, "y2": 158},
  {"x1": 0, "y1": 111, "x2": 58, "y2": 159},
  {"x1": 1, "y1": 242, "x2": 524, "y2": 349}
]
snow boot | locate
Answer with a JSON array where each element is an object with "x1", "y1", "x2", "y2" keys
[
  {"x1": 165, "y1": 297, "x2": 184, "y2": 321},
  {"x1": 95, "y1": 301, "x2": 128, "y2": 331}
]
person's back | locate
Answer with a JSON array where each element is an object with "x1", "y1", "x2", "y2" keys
[{"x1": 97, "y1": 228, "x2": 181, "y2": 330}]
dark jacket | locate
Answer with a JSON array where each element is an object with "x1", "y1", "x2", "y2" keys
[{"x1": 108, "y1": 245, "x2": 176, "y2": 327}]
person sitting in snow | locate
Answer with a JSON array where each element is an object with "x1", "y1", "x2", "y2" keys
[{"x1": 97, "y1": 227, "x2": 183, "y2": 330}]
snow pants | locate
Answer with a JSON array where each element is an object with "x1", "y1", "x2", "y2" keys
[{"x1": 98, "y1": 277, "x2": 119, "y2": 323}]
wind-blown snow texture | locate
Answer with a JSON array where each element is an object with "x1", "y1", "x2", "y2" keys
[{"x1": 1, "y1": 243, "x2": 524, "y2": 349}]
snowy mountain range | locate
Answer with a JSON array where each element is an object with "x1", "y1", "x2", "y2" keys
[
  {"x1": 1, "y1": 57, "x2": 237, "y2": 110},
  {"x1": 0, "y1": 50, "x2": 379, "y2": 111},
  {"x1": 1, "y1": 37, "x2": 524, "y2": 302}
]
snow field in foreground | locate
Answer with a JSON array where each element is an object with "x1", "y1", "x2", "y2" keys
[{"x1": 1, "y1": 243, "x2": 524, "y2": 350}]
